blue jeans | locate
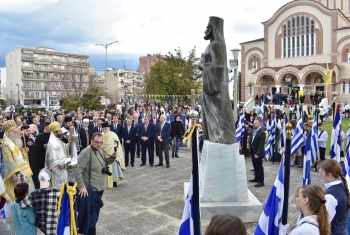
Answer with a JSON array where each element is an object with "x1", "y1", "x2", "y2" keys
[{"x1": 172, "y1": 135, "x2": 180, "y2": 156}]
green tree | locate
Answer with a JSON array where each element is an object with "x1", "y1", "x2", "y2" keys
[
  {"x1": 61, "y1": 94, "x2": 81, "y2": 110},
  {"x1": 81, "y1": 86, "x2": 104, "y2": 110},
  {"x1": 145, "y1": 47, "x2": 201, "y2": 103}
]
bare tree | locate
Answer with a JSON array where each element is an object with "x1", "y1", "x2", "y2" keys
[{"x1": 48, "y1": 61, "x2": 98, "y2": 100}]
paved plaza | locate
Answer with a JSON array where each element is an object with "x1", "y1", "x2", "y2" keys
[{"x1": 5, "y1": 147, "x2": 327, "y2": 235}]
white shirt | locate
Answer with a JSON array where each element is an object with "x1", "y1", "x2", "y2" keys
[
  {"x1": 288, "y1": 215, "x2": 320, "y2": 235},
  {"x1": 340, "y1": 131, "x2": 345, "y2": 150},
  {"x1": 317, "y1": 130, "x2": 328, "y2": 148}
]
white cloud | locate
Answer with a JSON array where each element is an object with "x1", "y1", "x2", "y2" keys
[{"x1": 0, "y1": 0, "x2": 292, "y2": 69}]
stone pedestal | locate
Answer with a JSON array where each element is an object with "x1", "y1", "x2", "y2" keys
[{"x1": 197, "y1": 141, "x2": 261, "y2": 223}]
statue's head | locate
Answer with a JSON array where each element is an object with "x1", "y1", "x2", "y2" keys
[{"x1": 204, "y1": 16, "x2": 224, "y2": 41}]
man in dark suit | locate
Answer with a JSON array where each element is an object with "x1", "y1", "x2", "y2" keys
[
  {"x1": 110, "y1": 115, "x2": 123, "y2": 145},
  {"x1": 123, "y1": 118, "x2": 137, "y2": 167},
  {"x1": 247, "y1": 116, "x2": 266, "y2": 187},
  {"x1": 132, "y1": 113, "x2": 142, "y2": 158},
  {"x1": 79, "y1": 119, "x2": 92, "y2": 151},
  {"x1": 89, "y1": 116, "x2": 99, "y2": 130},
  {"x1": 92, "y1": 118, "x2": 103, "y2": 134},
  {"x1": 138, "y1": 115, "x2": 155, "y2": 167},
  {"x1": 150, "y1": 112, "x2": 160, "y2": 156},
  {"x1": 155, "y1": 114, "x2": 172, "y2": 168}
]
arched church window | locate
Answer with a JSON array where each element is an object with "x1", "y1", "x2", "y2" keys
[
  {"x1": 252, "y1": 56, "x2": 257, "y2": 70},
  {"x1": 281, "y1": 15, "x2": 316, "y2": 58},
  {"x1": 314, "y1": 77, "x2": 324, "y2": 83},
  {"x1": 249, "y1": 84, "x2": 253, "y2": 95},
  {"x1": 342, "y1": 81, "x2": 345, "y2": 93},
  {"x1": 348, "y1": 81, "x2": 350, "y2": 93}
]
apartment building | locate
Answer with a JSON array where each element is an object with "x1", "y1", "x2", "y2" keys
[
  {"x1": 104, "y1": 68, "x2": 144, "y2": 104},
  {"x1": 6, "y1": 46, "x2": 90, "y2": 107}
]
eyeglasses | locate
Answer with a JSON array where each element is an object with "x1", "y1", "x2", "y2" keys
[{"x1": 93, "y1": 141, "x2": 103, "y2": 145}]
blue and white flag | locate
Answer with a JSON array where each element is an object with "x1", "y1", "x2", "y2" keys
[
  {"x1": 229, "y1": 75, "x2": 234, "y2": 83},
  {"x1": 236, "y1": 110, "x2": 245, "y2": 148},
  {"x1": 346, "y1": 127, "x2": 350, "y2": 152},
  {"x1": 259, "y1": 103, "x2": 264, "y2": 117},
  {"x1": 342, "y1": 143, "x2": 350, "y2": 189},
  {"x1": 303, "y1": 132, "x2": 313, "y2": 185},
  {"x1": 265, "y1": 115, "x2": 276, "y2": 161},
  {"x1": 291, "y1": 114, "x2": 304, "y2": 157},
  {"x1": 57, "y1": 185, "x2": 70, "y2": 235},
  {"x1": 279, "y1": 115, "x2": 288, "y2": 154},
  {"x1": 254, "y1": 157, "x2": 284, "y2": 235},
  {"x1": 179, "y1": 175, "x2": 195, "y2": 235},
  {"x1": 330, "y1": 108, "x2": 341, "y2": 163},
  {"x1": 310, "y1": 115, "x2": 319, "y2": 163}
]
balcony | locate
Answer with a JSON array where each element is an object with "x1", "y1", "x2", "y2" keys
[
  {"x1": 32, "y1": 67, "x2": 52, "y2": 72},
  {"x1": 22, "y1": 66, "x2": 34, "y2": 70},
  {"x1": 22, "y1": 86, "x2": 44, "y2": 90},
  {"x1": 22, "y1": 56, "x2": 34, "y2": 61}
]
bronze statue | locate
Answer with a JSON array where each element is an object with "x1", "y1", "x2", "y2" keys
[{"x1": 198, "y1": 16, "x2": 236, "y2": 144}]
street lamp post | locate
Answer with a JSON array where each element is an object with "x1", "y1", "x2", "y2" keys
[
  {"x1": 229, "y1": 48, "x2": 240, "y2": 122},
  {"x1": 95, "y1": 41, "x2": 118, "y2": 108},
  {"x1": 282, "y1": 74, "x2": 292, "y2": 224},
  {"x1": 16, "y1": 84, "x2": 20, "y2": 108}
]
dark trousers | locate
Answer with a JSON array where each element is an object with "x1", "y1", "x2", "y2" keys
[
  {"x1": 154, "y1": 138, "x2": 159, "y2": 156},
  {"x1": 135, "y1": 137, "x2": 140, "y2": 156},
  {"x1": 78, "y1": 190, "x2": 104, "y2": 235},
  {"x1": 157, "y1": 142, "x2": 170, "y2": 165},
  {"x1": 124, "y1": 142, "x2": 135, "y2": 165},
  {"x1": 319, "y1": 147, "x2": 326, "y2": 160},
  {"x1": 252, "y1": 157, "x2": 264, "y2": 183},
  {"x1": 141, "y1": 142, "x2": 154, "y2": 165},
  {"x1": 172, "y1": 135, "x2": 180, "y2": 156}
]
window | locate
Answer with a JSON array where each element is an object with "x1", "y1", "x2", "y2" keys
[
  {"x1": 281, "y1": 16, "x2": 316, "y2": 58},
  {"x1": 326, "y1": 0, "x2": 329, "y2": 8},
  {"x1": 342, "y1": 81, "x2": 346, "y2": 93},
  {"x1": 340, "y1": 0, "x2": 343, "y2": 10},
  {"x1": 252, "y1": 56, "x2": 257, "y2": 70}
]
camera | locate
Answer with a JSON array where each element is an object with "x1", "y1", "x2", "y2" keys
[{"x1": 101, "y1": 166, "x2": 112, "y2": 176}]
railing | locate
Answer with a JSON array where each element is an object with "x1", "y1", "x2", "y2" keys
[{"x1": 22, "y1": 56, "x2": 34, "y2": 60}]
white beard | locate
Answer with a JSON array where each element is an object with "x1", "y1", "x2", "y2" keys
[{"x1": 8, "y1": 132, "x2": 24, "y2": 148}]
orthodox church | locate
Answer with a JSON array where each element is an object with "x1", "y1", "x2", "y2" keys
[{"x1": 240, "y1": 0, "x2": 350, "y2": 103}]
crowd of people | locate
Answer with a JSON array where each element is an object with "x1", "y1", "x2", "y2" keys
[{"x1": 0, "y1": 103, "x2": 197, "y2": 234}]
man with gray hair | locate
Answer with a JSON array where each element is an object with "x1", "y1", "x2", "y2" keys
[{"x1": 155, "y1": 114, "x2": 172, "y2": 168}]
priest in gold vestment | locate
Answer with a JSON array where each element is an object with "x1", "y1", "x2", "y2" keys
[
  {"x1": 101, "y1": 122, "x2": 125, "y2": 188},
  {"x1": 2, "y1": 120, "x2": 34, "y2": 201}
]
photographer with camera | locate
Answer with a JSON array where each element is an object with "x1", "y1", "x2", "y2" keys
[{"x1": 75, "y1": 132, "x2": 119, "y2": 235}]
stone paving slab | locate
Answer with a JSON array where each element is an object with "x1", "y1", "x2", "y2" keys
[{"x1": 5, "y1": 148, "x2": 326, "y2": 234}]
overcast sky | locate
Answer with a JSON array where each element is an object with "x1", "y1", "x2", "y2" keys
[{"x1": 0, "y1": 0, "x2": 291, "y2": 71}]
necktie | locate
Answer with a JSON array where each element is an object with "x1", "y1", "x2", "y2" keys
[
  {"x1": 161, "y1": 123, "x2": 164, "y2": 132},
  {"x1": 128, "y1": 127, "x2": 130, "y2": 134},
  {"x1": 99, "y1": 127, "x2": 101, "y2": 132},
  {"x1": 144, "y1": 124, "x2": 147, "y2": 132},
  {"x1": 114, "y1": 124, "x2": 117, "y2": 130}
]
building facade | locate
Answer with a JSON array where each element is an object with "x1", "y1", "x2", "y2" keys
[
  {"x1": 240, "y1": 0, "x2": 350, "y2": 104},
  {"x1": 104, "y1": 68, "x2": 144, "y2": 104},
  {"x1": 6, "y1": 47, "x2": 90, "y2": 107}
]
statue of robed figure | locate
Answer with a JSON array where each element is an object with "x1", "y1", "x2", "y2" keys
[{"x1": 198, "y1": 16, "x2": 236, "y2": 144}]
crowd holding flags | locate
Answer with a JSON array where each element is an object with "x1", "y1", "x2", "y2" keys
[
  {"x1": 265, "y1": 114, "x2": 276, "y2": 162},
  {"x1": 330, "y1": 107, "x2": 342, "y2": 162}
]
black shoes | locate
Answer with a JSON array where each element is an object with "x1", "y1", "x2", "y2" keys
[
  {"x1": 249, "y1": 179, "x2": 258, "y2": 183},
  {"x1": 175, "y1": 155, "x2": 179, "y2": 158},
  {"x1": 172, "y1": 155, "x2": 174, "y2": 158},
  {"x1": 125, "y1": 164, "x2": 128, "y2": 167},
  {"x1": 113, "y1": 182, "x2": 118, "y2": 188},
  {"x1": 150, "y1": 164, "x2": 154, "y2": 167},
  {"x1": 166, "y1": 164, "x2": 170, "y2": 168},
  {"x1": 140, "y1": 163, "x2": 146, "y2": 166},
  {"x1": 156, "y1": 164, "x2": 163, "y2": 167},
  {"x1": 254, "y1": 183, "x2": 264, "y2": 187},
  {"x1": 131, "y1": 163, "x2": 134, "y2": 167}
]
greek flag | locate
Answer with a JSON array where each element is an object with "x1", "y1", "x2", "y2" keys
[
  {"x1": 229, "y1": 75, "x2": 234, "y2": 83},
  {"x1": 291, "y1": 114, "x2": 304, "y2": 157},
  {"x1": 342, "y1": 143, "x2": 350, "y2": 188},
  {"x1": 279, "y1": 115, "x2": 288, "y2": 154},
  {"x1": 236, "y1": 110, "x2": 245, "y2": 148},
  {"x1": 57, "y1": 185, "x2": 70, "y2": 235},
  {"x1": 254, "y1": 157, "x2": 284, "y2": 235},
  {"x1": 303, "y1": 132, "x2": 313, "y2": 185},
  {"x1": 179, "y1": 175, "x2": 194, "y2": 235},
  {"x1": 310, "y1": 115, "x2": 319, "y2": 163},
  {"x1": 259, "y1": 103, "x2": 264, "y2": 117},
  {"x1": 330, "y1": 108, "x2": 341, "y2": 162},
  {"x1": 346, "y1": 127, "x2": 350, "y2": 152},
  {"x1": 265, "y1": 115, "x2": 276, "y2": 161}
]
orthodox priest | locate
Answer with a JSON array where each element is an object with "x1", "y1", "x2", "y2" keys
[
  {"x1": 21, "y1": 125, "x2": 40, "y2": 189},
  {"x1": 101, "y1": 122, "x2": 125, "y2": 188},
  {"x1": 35, "y1": 122, "x2": 51, "y2": 170},
  {"x1": 45, "y1": 121, "x2": 68, "y2": 188},
  {"x1": 2, "y1": 120, "x2": 34, "y2": 201},
  {"x1": 61, "y1": 115, "x2": 79, "y2": 158}
]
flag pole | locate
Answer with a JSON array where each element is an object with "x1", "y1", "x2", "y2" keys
[
  {"x1": 282, "y1": 116, "x2": 292, "y2": 224},
  {"x1": 191, "y1": 124, "x2": 201, "y2": 234}
]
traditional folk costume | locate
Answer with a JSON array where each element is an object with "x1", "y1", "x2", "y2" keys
[
  {"x1": 45, "y1": 122, "x2": 68, "y2": 189},
  {"x1": 101, "y1": 122, "x2": 125, "y2": 188},
  {"x1": 2, "y1": 120, "x2": 34, "y2": 202}
]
